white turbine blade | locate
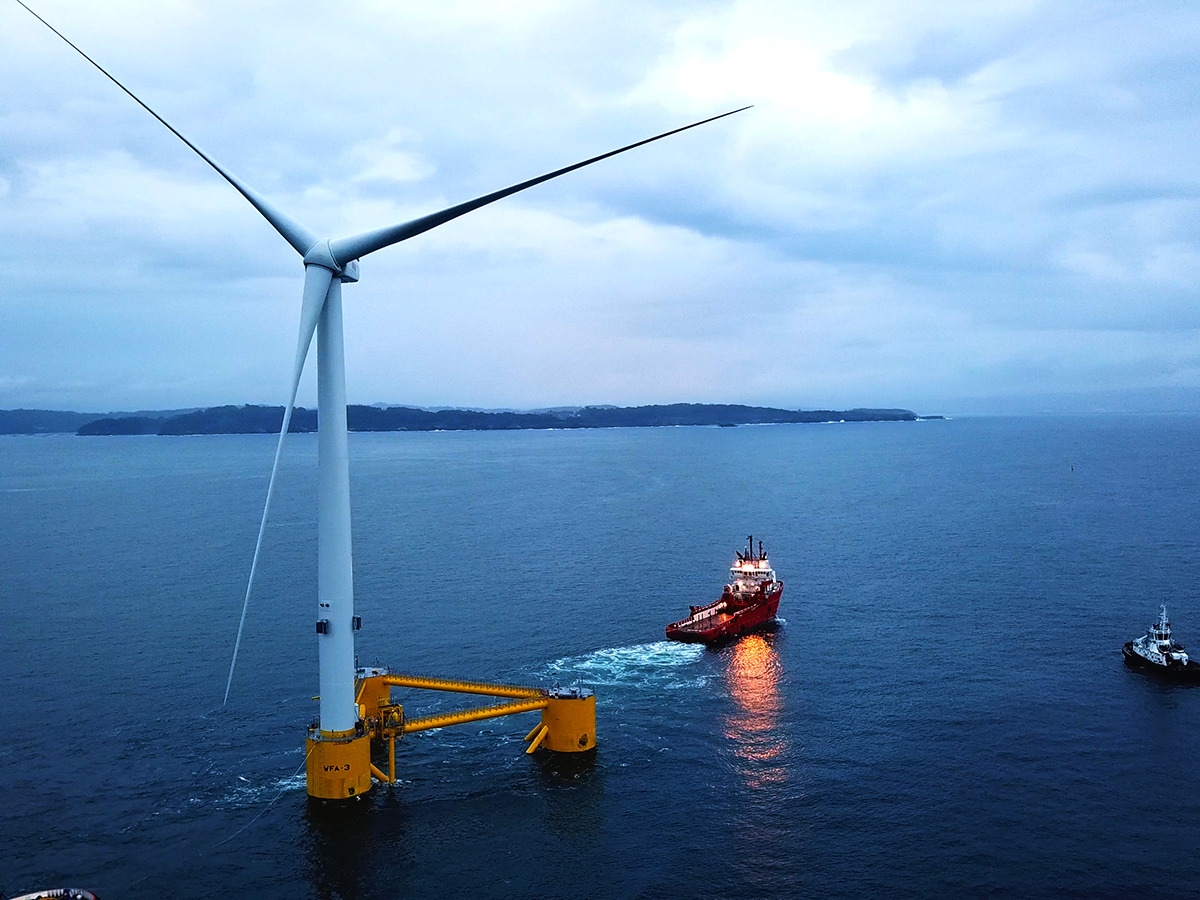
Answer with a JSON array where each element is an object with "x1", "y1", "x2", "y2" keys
[
  {"x1": 15, "y1": 0, "x2": 318, "y2": 257},
  {"x1": 329, "y1": 106, "x2": 752, "y2": 264},
  {"x1": 224, "y1": 265, "x2": 335, "y2": 706}
]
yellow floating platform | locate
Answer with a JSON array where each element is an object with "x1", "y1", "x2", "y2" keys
[{"x1": 307, "y1": 666, "x2": 595, "y2": 798}]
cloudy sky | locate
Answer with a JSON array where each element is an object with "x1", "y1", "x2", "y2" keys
[{"x1": 1, "y1": 0, "x2": 1198, "y2": 415}]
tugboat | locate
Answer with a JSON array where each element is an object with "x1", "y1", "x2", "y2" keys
[
  {"x1": 1123, "y1": 604, "x2": 1200, "y2": 682},
  {"x1": 666, "y1": 536, "x2": 783, "y2": 644}
]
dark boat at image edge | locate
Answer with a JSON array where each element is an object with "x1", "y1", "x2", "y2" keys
[
  {"x1": 1123, "y1": 603, "x2": 1200, "y2": 683},
  {"x1": 666, "y1": 535, "x2": 783, "y2": 644}
]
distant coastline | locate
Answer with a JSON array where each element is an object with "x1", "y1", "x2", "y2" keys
[{"x1": 1, "y1": 404, "x2": 942, "y2": 436}]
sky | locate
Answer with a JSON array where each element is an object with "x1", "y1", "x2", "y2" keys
[{"x1": 1, "y1": 0, "x2": 1199, "y2": 416}]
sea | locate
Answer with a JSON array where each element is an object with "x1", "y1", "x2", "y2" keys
[{"x1": 2, "y1": 415, "x2": 1199, "y2": 898}]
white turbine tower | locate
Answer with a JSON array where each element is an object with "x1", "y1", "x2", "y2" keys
[{"x1": 18, "y1": 2, "x2": 747, "y2": 800}]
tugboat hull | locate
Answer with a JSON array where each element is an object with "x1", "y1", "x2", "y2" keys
[
  {"x1": 666, "y1": 584, "x2": 783, "y2": 645},
  {"x1": 1122, "y1": 642, "x2": 1200, "y2": 683}
]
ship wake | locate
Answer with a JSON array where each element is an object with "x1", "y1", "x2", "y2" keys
[{"x1": 539, "y1": 641, "x2": 709, "y2": 690}]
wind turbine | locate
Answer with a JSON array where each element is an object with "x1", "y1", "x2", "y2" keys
[{"x1": 18, "y1": 1, "x2": 748, "y2": 800}]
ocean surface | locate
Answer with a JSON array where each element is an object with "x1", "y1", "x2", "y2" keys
[{"x1": 2, "y1": 416, "x2": 1199, "y2": 898}]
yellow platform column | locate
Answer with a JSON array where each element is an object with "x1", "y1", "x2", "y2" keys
[
  {"x1": 538, "y1": 688, "x2": 596, "y2": 752},
  {"x1": 356, "y1": 671, "x2": 391, "y2": 721},
  {"x1": 306, "y1": 727, "x2": 372, "y2": 800}
]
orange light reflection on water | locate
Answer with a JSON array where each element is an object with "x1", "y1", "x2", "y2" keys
[{"x1": 723, "y1": 634, "x2": 788, "y2": 789}]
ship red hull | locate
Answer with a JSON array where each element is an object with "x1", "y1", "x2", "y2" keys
[{"x1": 666, "y1": 582, "x2": 783, "y2": 645}]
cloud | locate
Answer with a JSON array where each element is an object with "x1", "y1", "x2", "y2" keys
[{"x1": 2, "y1": 0, "x2": 1200, "y2": 413}]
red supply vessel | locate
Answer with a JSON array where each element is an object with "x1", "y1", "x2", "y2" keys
[{"x1": 666, "y1": 536, "x2": 783, "y2": 644}]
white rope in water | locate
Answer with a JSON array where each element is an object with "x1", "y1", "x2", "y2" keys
[{"x1": 213, "y1": 745, "x2": 313, "y2": 850}]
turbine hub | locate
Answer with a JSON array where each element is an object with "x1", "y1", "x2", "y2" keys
[{"x1": 303, "y1": 240, "x2": 360, "y2": 283}]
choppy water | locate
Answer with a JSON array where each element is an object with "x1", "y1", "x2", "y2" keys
[{"x1": 2, "y1": 417, "x2": 1199, "y2": 898}]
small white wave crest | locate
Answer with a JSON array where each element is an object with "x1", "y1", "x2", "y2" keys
[{"x1": 222, "y1": 770, "x2": 306, "y2": 807}]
